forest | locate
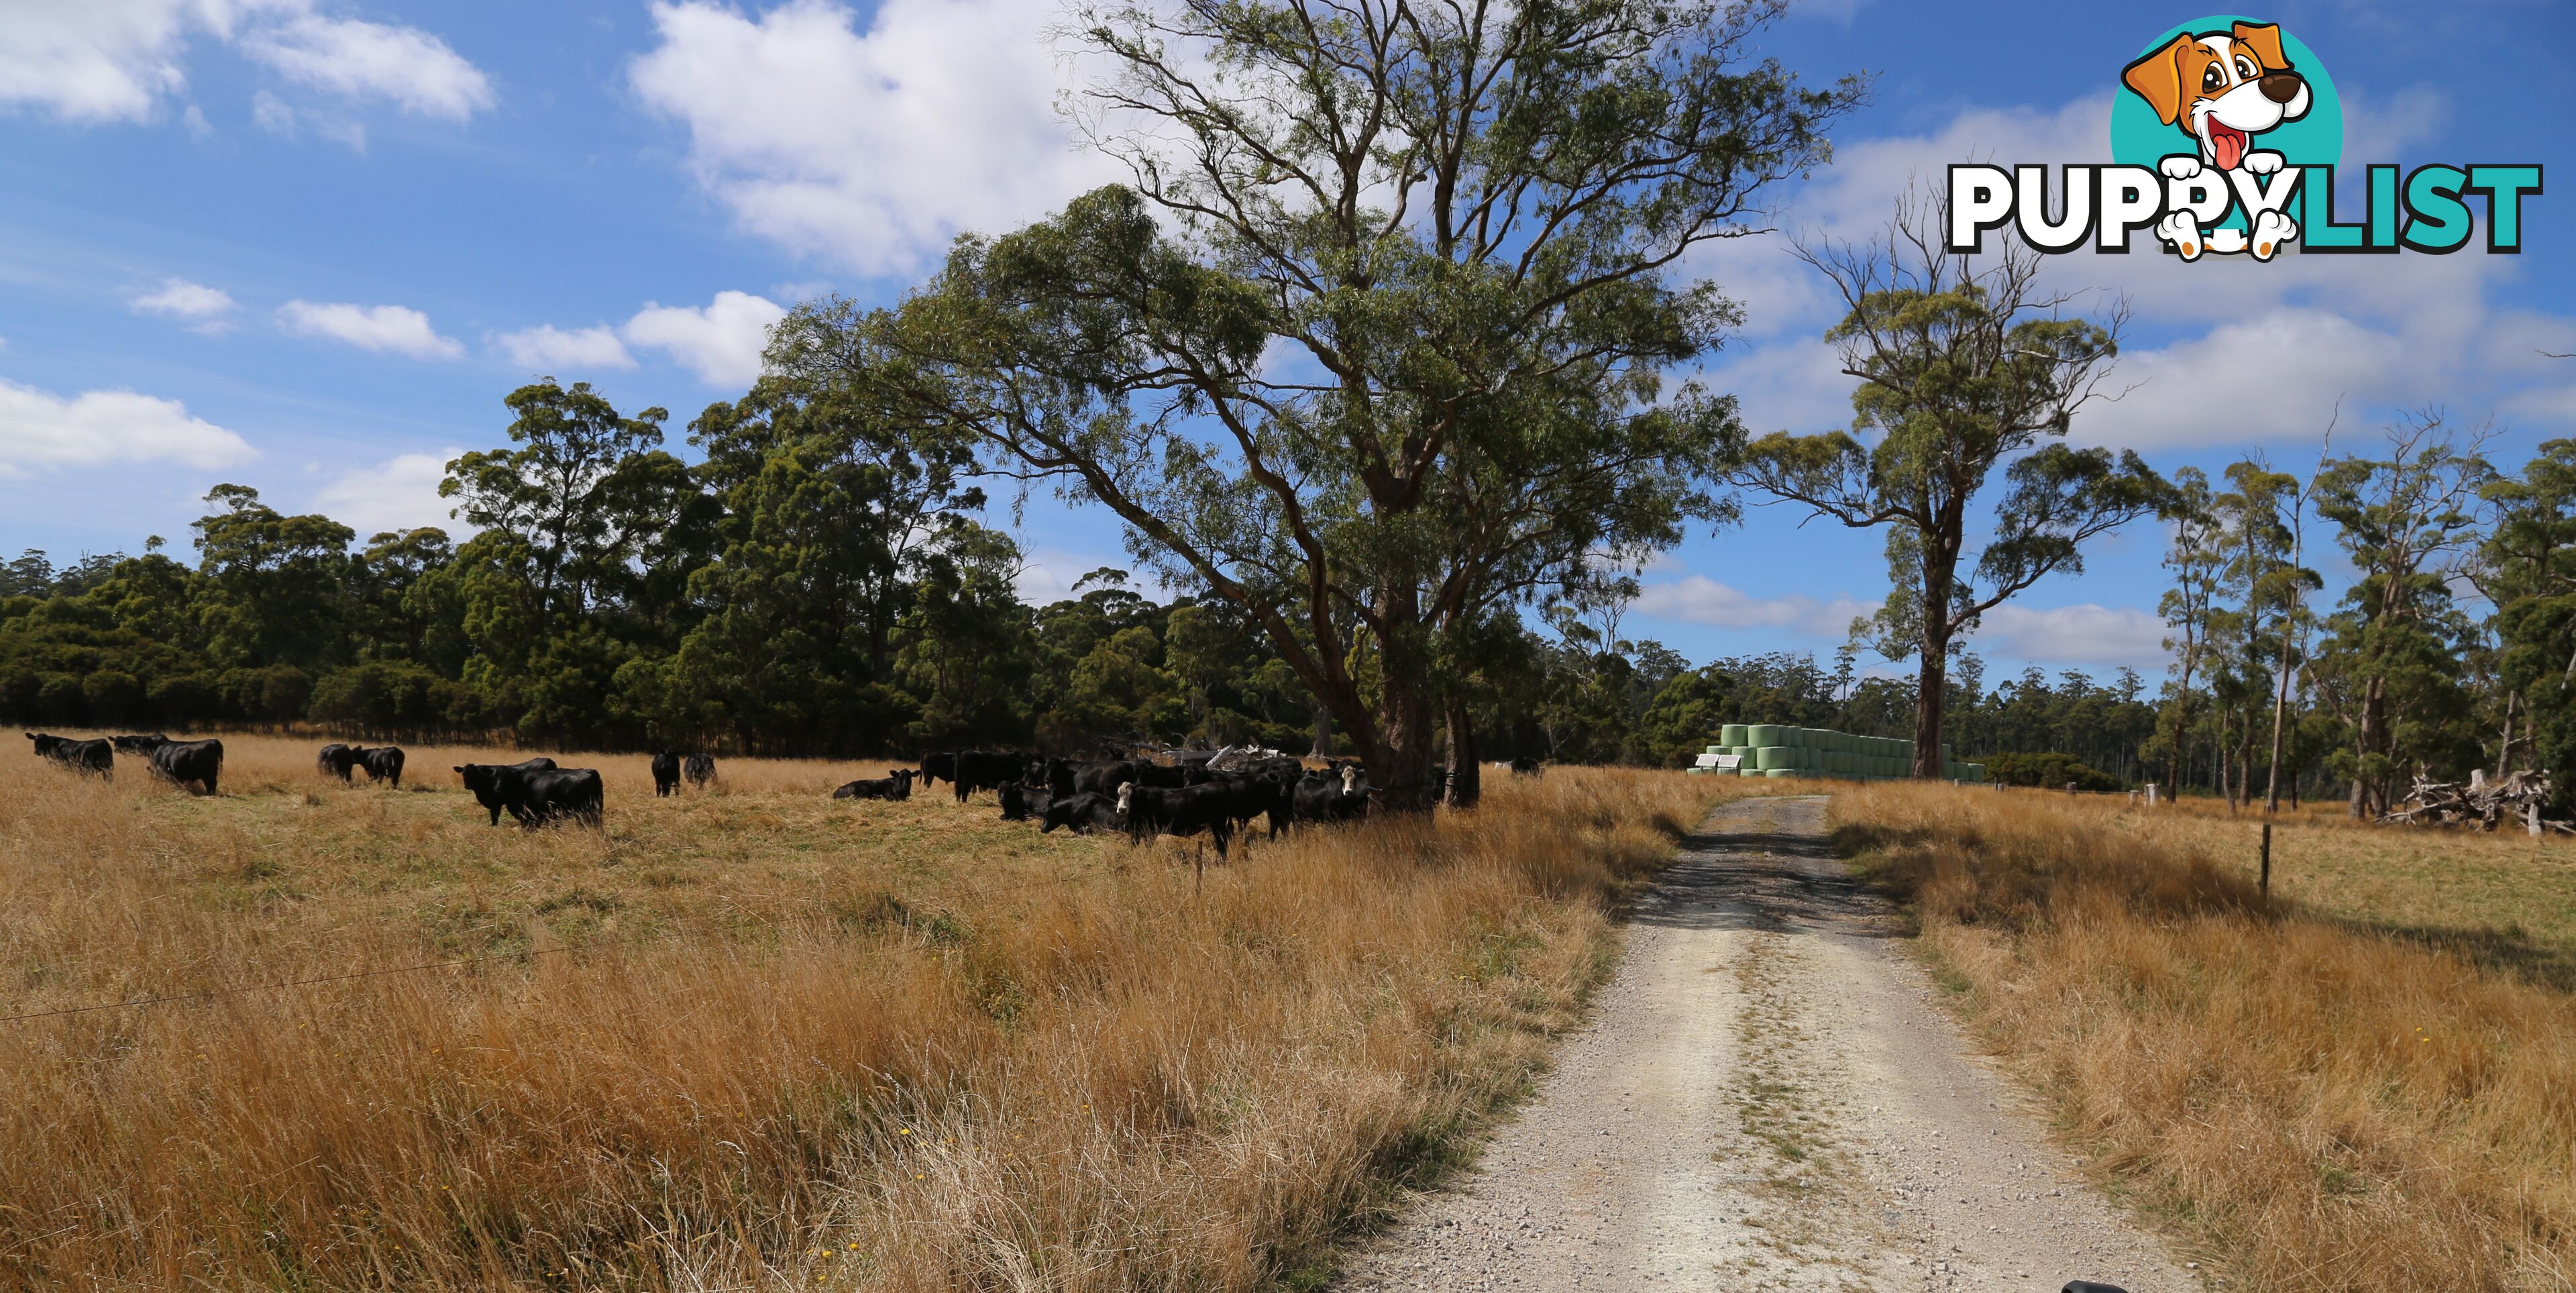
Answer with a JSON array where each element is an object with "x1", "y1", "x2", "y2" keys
[{"x1": 3, "y1": 376, "x2": 2571, "y2": 818}]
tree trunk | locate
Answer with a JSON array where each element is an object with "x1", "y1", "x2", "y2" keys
[
  {"x1": 1308, "y1": 702, "x2": 1333, "y2": 761},
  {"x1": 2264, "y1": 616, "x2": 2296, "y2": 812},
  {"x1": 1446, "y1": 692, "x2": 1482, "y2": 809},
  {"x1": 1370, "y1": 667, "x2": 1440, "y2": 813},
  {"x1": 2350, "y1": 674, "x2": 2384, "y2": 819},
  {"x1": 1913, "y1": 628, "x2": 1949, "y2": 778}
]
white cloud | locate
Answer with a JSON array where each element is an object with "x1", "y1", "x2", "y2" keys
[
  {"x1": 0, "y1": 1, "x2": 490, "y2": 127},
  {"x1": 2073, "y1": 308, "x2": 2415, "y2": 451},
  {"x1": 238, "y1": 13, "x2": 492, "y2": 120},
  {"x1": 0, "y1": 376, "x2": 254, "y2": 474},
  {"x1": 1631, "y1": 574, "x2": 1878, "y2": 637},
  {"x1": 492, "y1": 323, "x2": 635, "y2": 372},
  {"x1": 131, "y1": 276, "x2": 235, "y2": 332},
  {"x1": 1968, "y1": 603, "x2": 2169, "y2": 670},
  {"x1": 630, "y1": 0, "x2": 1124, "y2": 276},
  {"x1": 312, "y1": 450, "x2": 462, "y2": 536},
  {"x1": 276, "y1": 300, "x2": 464, "y2": 360},
  {"x1": 621, "y1": 290, "x2": 785, "y2": 386}
]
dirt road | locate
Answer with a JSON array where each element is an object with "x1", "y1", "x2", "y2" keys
[{"x1": 1339, "y1": 795, "x2": 2203, "y2": 1292}]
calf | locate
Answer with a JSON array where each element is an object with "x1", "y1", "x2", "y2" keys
[
  {"x1": 832, "y1": 769, "x2": 915, "y2": 800},
  {"x1": 651, "y1": 750, "x2": 683, "y2": 797},
  {"x1": 455, "y1": 758, "x2": 559, "y2": 825},
  {"x1": 684, "y1": 752, "x2": 715, "y2": 788},
  {"x1": 317, "y1": 742, "x2": 362, "y2": 782},
  {"x1": 1117, "y1": 781, "x2": 1236, "y2": 858},
  {"x1": 148, "y1": 738, "x2": 223, "y2": 795},
  {"x1": 26, "y1": 731, "x2": 112, "y2": 776},
  {"x1": 357, "y1": 745, "x2": 405, "y2": 788},
  {"x1": 498, "y1": 766, "x2": 604, "y2": 827},
  {"x1": 1039, "y1": 790, "x2": 1123, "y2": 835}
]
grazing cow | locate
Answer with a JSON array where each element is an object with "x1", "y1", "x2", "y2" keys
[
  {"x1": 148, "y1": 738, "x2": 223, "y2": 795},
  {"x1": 111, "y1": 733, "x2": 168, "y2": 753},
  {"x1": 832, "y1": 769, "x2": 916, "y2": 800},
  {"x1": 454, "y1": 758, "x2": 559, "y2": 825},
  {"x1": 26, "y1": 732, "x2": 112, "y2": 776},
  {"x1": 1040, "y1": 790, "x2": 1123, "y2": 835},
  {"x1": 651, "y1": 750, "x2": 683, "y2": 797},
  {"x1": 1117, "y1": 781, "x2": 1236, "y2": 858},
  {"x1": 357, "y1": 745, "x2": 405, "y2": 788},
  {"x1": 495, "y1": 766, "x2": 604, "y2": 827},
  {"x1": 684, "y1": 752, "x2": 715, "y2": 788},
  {"x1": 1293, "y1": 763, "x2": 1369, "y2": 824},
  {"x1": 317, "y1": 743, "x2": 362, "y2": 782}
]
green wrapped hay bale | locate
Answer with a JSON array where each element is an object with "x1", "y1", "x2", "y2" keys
[
  {"x1": 1762, "y1": 767, "x2": 1798, "y2": 779},
  {"x1": 1721, "y1": 723, "x2": 1750, "y2": 747},
  {"x1": 1747, "y1": 724, "x2": 1787, "y2": 748},
  {"x1": 1752, "y1": 746, "x2": 1795, "y2": 770}
]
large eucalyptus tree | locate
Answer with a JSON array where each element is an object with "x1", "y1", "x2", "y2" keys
[{"x1": 773, "y1": 0, "x2": 1857, "y2": 809}]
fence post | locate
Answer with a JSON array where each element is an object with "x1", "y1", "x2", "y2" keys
[
  {"x1": 2259, "y1": 821, "x2": 2273, "y2": 899},
  {"x1": 2146, "y1": 782, "x2": 2159, "y2": 807}
]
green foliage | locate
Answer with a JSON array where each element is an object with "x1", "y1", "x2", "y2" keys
[{"x1": 1983, "y1": 752, "x2": 2125, "y2": 792}]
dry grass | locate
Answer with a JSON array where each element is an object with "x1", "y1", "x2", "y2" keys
[
  {"x1": 1, "y1": 733, "x2": 1750, "y2": 1291},
  {"x1": 1831, "y1": 783, "x2": 2576, "y2": 1292}
]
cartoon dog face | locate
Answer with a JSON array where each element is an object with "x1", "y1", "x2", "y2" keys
[{"x1": 2122, "y1": 21, "x2": 2312, "y2": 170}]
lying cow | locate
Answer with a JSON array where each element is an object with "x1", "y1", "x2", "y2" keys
[
  {"x1": 832, "y1": 769, "x2": 914, "y2": 800},
  {"x1": 455, "y1": 758, "x2": 560, "y2": 825},
  {"x1": 26, "y1": 731, "x2": 112, "y2": 776},
  {"x1": 358, "y1": 745, "x2": 405, "y2": 788},
  {"x1": 317, "y1": 742, "x2": 362, "y2": 782},
  {"x1": 147, "y1": 738, "x2": 223, "y2": 795},
  {"x1": 1000, "y1": 782, "x2": 1054, "y2": 821},
  {"x1": 1039, "y1": 790, "x2": 1123, "y2": 835}
]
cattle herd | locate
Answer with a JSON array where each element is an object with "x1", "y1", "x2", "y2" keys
[
  {"x1": 23, "y1": 732, "x2": 1379, "y2": 852},
  {"x1": 838, "y1": 749, "x2": 1373, "y2": 858}
]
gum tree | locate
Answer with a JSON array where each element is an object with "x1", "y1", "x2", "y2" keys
[
  {"x1": 775, "y1": 0, "x2": 1858, "y2": 809},
  {"x1": 1724, "y1": 197, "x2": 2161, "y2": 778}
]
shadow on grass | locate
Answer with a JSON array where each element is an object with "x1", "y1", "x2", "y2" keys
[{"x1": 2335, "y1": 917, "x2": 2576, "y2": 994}]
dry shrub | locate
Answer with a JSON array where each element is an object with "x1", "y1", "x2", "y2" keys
[
  {"x1": 0, "y1": 735, "x2": 1741, "y2": 1290},
  {"x1": 1834, "y1": 783, "x2": 2576, "y2": 1293}
]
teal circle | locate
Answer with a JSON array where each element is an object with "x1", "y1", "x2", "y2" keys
[{"x1": 2109, "y1": 15, "x2": 2343, "y2": 170}]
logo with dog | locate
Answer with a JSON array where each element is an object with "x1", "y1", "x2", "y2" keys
[{"x1": 1945, "y1": 14, "x2": 2542, "y2": 260}]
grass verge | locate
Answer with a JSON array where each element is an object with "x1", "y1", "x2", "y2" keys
[
  {"x1": 1, "y1": 735, "x2": 1748, "y2": 1290},
  {"x1": 1831, "y1": 782, "x2": 2576, "y2": 1293}
]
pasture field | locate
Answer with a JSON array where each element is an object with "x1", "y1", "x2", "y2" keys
[
  {"x1": 1832, "y1": 783, "x2": 2576, "y2": 1292},
  {"x1": 0, "y1": 733, "x2": 1746, "y2": 1291}
]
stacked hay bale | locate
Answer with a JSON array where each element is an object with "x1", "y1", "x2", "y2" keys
[{"x1": 1687, "y1": 724, "x2": 1990, "y2": 783}]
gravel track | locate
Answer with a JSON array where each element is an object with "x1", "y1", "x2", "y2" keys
[{"x1": 1337, "y1": 795, "x2": 2205, "y2": 1292}]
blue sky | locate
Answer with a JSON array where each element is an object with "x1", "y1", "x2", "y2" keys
[{"x1": 2, "y1": 0, "x2": 2572, "y2": 683}]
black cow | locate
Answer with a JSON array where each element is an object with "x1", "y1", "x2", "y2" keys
[
  {"x1": 833, "y1": 769, "x2": 915, "y2": 800},
  {"x1": 919, "y1": 752, "x2": 956, "y2": 788},
  {"x1": 26, "y1": 732, "x2": 112, "y2": 776},
  {"x1": 951, "y1": 749, "x2": 1020, "y2": 803},
  {"x1": 496, "y1": 766, "x2": 604, "y2": 827},
  {"x1": 317, "y1": 743, "x2": 362, "y2": 782},
  {"x1": 357, "y1": 745, "x2": 405, "y2": 788},
  {"x1": 651, "y1": 750, "x2": 684, "y2": 796},
  {"x1": 1117, "y1": 781, "x2": 1236, "y2": 858},
  {"x1": 1040, "y1": 790, "x2": 1123, "y2": 835},
  {"x1": 1040, "y1": 756, "x2": 1077, "y2": 796},
  {"x1": 1510, "y1": 756, "x2": 1544, "y2": 776},
  {"x1": 148, "y1": 738, "x2": 223, "y2": 795},
  {"x1": 684, "y1": 752, "x2": 715, "y2": 788},
  {"x1": 1000, "y1": 781, "x2": 1057, "y2": 821},
  {"x1": 455, "y1": 758, "x2": 559, "y2": 825},
  {"x1": 1293, "y1": 764, "x2": 1369, "y2": 823},
  {"x1": 111, "y1": 733, "x2": 168, "y2": 753}
]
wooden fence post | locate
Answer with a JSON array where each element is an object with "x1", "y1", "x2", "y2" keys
[{"x1": 2259, "y1": 821, "x2": 2273, "y2": 899}]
